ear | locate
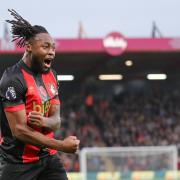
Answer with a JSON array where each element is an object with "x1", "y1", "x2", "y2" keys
[{"x1": 25, "y1": 42, "x2": 32, "y2": 52}]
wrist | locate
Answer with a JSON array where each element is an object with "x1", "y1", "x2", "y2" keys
[
  {"x1": 56, "y1": 140, "x2": 64, "y2": 151},
  {"x1": 42, "y1": 117, "x2": 48, "y2": 128}
]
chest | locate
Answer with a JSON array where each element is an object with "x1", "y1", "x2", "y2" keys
[{"x1": 21, "y1": 69, "x2": 58, "y2": 115}]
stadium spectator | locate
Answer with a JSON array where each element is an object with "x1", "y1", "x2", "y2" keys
[{"x1": 58, "y1": 81, "x2": 180, "y2": 171}]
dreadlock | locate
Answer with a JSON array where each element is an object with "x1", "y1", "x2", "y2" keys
[{"x1": 6, "y1": 9, "x2": 48, "y2": 47}]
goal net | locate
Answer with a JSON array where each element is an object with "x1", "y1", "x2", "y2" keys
[{"x1": 80, "y1": 146, "x2": 178, "y2": 180}]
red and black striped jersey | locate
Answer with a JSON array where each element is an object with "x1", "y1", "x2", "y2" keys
[{"x1": 0, "y1": 60, "x2": 60, "y2": 163}]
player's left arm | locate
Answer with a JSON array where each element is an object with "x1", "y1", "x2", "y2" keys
[{"x1": 28, "y1": 104, "x2": 61, "y2": 131}]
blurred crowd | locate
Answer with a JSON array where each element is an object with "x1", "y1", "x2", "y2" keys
[{"x1": 56, "y1": 81, "x2": 180, "y2": 172}]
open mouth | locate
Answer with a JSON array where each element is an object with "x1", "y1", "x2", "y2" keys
[{"x1": 44, "y1": 59, "x2": 52, "y2": 68}]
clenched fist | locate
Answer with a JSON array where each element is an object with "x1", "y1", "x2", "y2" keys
[
  {"x1": 28, "y1": 111, "x2": 45, "y2": 127},
  {"x1": 61, "y1": 136, "x2": 80, "y2": 153}
]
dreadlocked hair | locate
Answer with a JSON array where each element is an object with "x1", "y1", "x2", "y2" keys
[{"x1": 6, "y1": 9, "x2": 48, "y2": 47}]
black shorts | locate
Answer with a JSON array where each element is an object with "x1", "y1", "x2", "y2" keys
[{"x1": 0, "y1": 154, "x2": 68, "y2": 180}]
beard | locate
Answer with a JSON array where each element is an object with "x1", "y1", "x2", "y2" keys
[{"x1": 31, "y1": 54, "x2": 50, "y2": 74}]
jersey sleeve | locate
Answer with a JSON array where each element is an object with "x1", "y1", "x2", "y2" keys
[{"x1": 0, "y1": 70, "x2": 26, "y2": 112}]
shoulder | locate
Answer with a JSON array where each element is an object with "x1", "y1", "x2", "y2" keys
[
  {"x1": 49, "y1": 68, "x2": 58, "y2": 83},
  {"x1": 0, "y1": 63, "x2": 24, "y2": 87},
  {"x1": 49, "y1": 69, "x2": 59, "y2": 90},
  {"x1": 50, "y1": 68, "x2": 58, "y2": 78},
  {"x1": 0, "y1": 62, "x2": 26, "y2": 96}
]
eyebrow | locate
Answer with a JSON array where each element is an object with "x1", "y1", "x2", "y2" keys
[{"x1": 43, "y1": 42, "x2": 55, "y2": 47}]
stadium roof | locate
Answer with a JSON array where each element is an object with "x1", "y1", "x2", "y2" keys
[{"x1": 0, "y1": 32, "x2": 180, "y2": 81}]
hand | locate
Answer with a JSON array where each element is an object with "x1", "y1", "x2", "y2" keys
[
  {"x1": 61, "y1": 136, "x2": 80, "y2": 153},
  {"x1": 28, "y1": 111, "x2": 45, "y2": 128}
]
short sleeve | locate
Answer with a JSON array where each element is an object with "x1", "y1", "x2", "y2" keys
[{"x1": 0, "y1": 70, "x2": 26, "y2": 112}]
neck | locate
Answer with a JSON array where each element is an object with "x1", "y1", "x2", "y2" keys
[{"x1": 22, "y1": 51, "x2": 32, "y2": 68}]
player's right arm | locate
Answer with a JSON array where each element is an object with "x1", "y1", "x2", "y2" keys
[
  {"x1": 0, "y1": 70, "x2": 79, "y2": 153},
  {"x1": 5, "y1": 109, "x2": 79, "y2": 153}
]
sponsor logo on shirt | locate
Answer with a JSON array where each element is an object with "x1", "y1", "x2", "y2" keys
[{"x1": 32, "y1": 100, "x2": 51, "y2": 115}]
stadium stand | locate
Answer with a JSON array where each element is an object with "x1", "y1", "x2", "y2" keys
[
  {"x1": 1, "y1": 34, "x2": 180, "y2": 179},
  {"x1": 57, "y1": 80, "x2": 180, "y2": 172}
]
